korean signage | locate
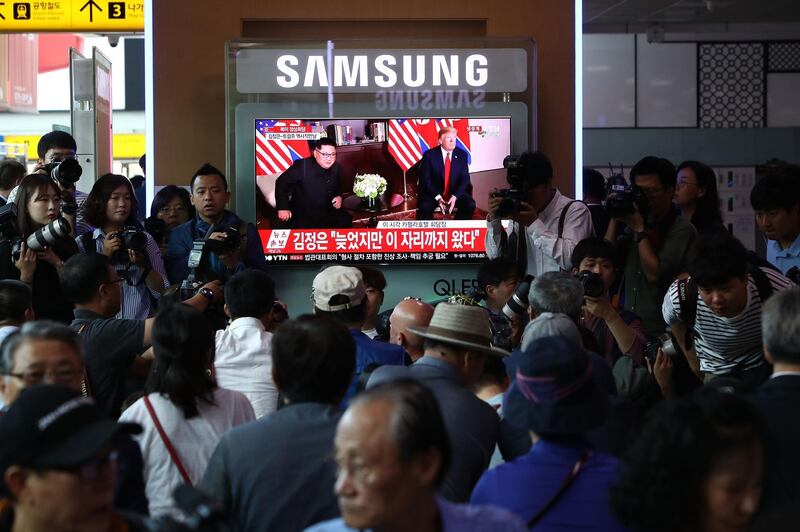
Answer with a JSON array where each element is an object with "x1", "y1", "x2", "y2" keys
[
  {"x1": 236, "y1": 48, "x2": 529, "y2": 94},
  {"x1": 259, "y1": 221, "x2": 488, "y2": 264},
  {"x1": 0, "y1": 0, "x2": 144, "y2": 32}
]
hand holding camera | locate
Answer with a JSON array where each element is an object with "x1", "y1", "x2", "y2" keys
[
  {"x1": 103, "y1": 232, "x2": 124, "y2": 257},
  {"x1": 13, "y1": 241, "x2": 37, "y2": 282}
]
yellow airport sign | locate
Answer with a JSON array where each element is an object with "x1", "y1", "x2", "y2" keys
[
  {"x1": 3, "y1": 133, "x2": 144, "y2": 159},
  {"x1": 0, "y1": 0, "x2": 143, "y2": 32}
]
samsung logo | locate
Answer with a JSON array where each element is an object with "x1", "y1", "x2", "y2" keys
[
  {"x1": 235, "y1": 48, "x2": 527, "y2": 94},
  {"x1": 276, "y1": 54, "x2": 489, "y2": 89}
]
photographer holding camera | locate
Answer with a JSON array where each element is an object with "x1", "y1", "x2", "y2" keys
[
  {"x1": 167, "y1": 163, "x2": 268, "y2": 285},
  {"x1": 571, "y1": 237, "x2": 645, "y2": 366},
  {"x1": 0, "y1": 174, "x2": 79, "y2": 324},
  {"x1": 78, "y1": 174, "x2": 169, "y2": 320},
  {"x1": 485, "y1": 151, "x2": 593, "y2": 277},
  {"x1": 604, "y1": 156, "x2": 697, "y2": 337},
  {"x1": 7, "y1": 132, "x2": 92, "y2": 236}
]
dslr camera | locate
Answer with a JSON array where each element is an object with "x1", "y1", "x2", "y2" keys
[
  {"x1": 43, "y1": 158, "x2": 82, "y2": 189},
  {"x1": 204, "y1": 225, "x2": 242, "y2": 255},
  {"x1": 490, "y1": 155, "x2": 531, "y2": 218},
  {"x1": 643, "y1": 332, "x2": 680, "y2": 363},
  {"x1": 577, "y1": 270, "x2": 605, "y2": 298},
  {"x1": 0, "y1": 202, "x2": 73, "y2": 261},
  {"x1": 108, "y1": 227, "x2": 148, "y2": 264},
  {"x1": 604, "y1": 169, "x2": 649, "y2": 221}
]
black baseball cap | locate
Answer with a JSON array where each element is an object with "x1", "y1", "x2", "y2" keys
[{"x1": 0, "y1": 385, "x2": 141, "y2": 484}]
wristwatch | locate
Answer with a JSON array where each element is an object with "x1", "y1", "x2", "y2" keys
[
  {"x1": 199, "y1": 287, "x2": 215, "y2": 301},
  {"x1": 633, "y1": 231, "x2": 647, "y2": 243}
]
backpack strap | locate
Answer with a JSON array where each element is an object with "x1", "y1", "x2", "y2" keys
[
  {"x1": 557, "y1": 200, "x2": 582, "y2": 240},
  {"x1": 676, "y1": 277, "x2": 698, "y2": 350},
  {"x1": 143, "y1": 395, "x2": 193, "y2": 486},
  {"x1": 747, "y1": 264, "x2": 774, "y2": 304}
]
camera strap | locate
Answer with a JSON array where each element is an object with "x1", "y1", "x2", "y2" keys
[
  {"x1": 143, "y1": 395, "x2": 193, "y2": 486},
  {"x1": 557, "y1": 201, "x2": 582, "y2": 240}
]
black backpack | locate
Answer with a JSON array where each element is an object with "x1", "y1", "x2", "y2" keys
[{"x1": 676, "y1": 252, "x2": 780, "y2": 349}]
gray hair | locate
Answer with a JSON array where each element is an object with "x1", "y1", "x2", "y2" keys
[
  {"x1": 0, "y1": 320, "x2": 82, "y2": 375},
  {"x1": 529, "y1": 271, "x2": 584, "y2": 320},
  {"x1": 762, "y1": 287, "x2": 800, "y2": 365}
]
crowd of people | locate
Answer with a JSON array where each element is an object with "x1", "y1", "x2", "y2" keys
[{"x1": 0, "y1": 130, "x2": 799, "y2": 531}]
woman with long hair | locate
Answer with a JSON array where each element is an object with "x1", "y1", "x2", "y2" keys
[
  {"x1": 612, "y1": 390, "x2": 765, "y2": 532},
  {"x1": 675, "y1": 160, "x2": 727, "y2": 235},
  {"x1": 119, "y1": 304, "x2": 254, "y2": 518},
  {"x1": 0, "y1": 173, "x2": 78, "y2": 323},
  {"x1": 78, "y1": 173, "x2": 170, "y2": 319}
]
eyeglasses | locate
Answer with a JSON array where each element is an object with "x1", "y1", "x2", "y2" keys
[
  {"x1": 101, "y1": 277, "x2": 125, "y2": 287},
  {"x1": 5, "y1": 367, "x2": 83, "y2": 386},
  {"x1": 315, "y1": 150, "x2": 337, "y2": 159},
  {"x1": 676, "y1": 179, "x2": 700, "y2": 188},
  {"x1": 158, "y1": 205, "x2": 187, "y2": 214},
  {"x1": 637, "y1": 186, "x2": 664, "y2": 198}
]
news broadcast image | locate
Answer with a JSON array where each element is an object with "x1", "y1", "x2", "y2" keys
[{"x1": 254, "y1": 117, "x2": 511, "y2": 264}]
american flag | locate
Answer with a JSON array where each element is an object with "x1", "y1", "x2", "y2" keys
[
  {"x1": 387, "y1": 119, "x2": 423, "y2": 172},
  {"x1": 255, "y1": 120, "x2": 312, "y2": 175}
]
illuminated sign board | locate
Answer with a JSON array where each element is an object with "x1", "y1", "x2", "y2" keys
[{"x1": 0, "y1": 0, "x2": 143, "y2": 32}]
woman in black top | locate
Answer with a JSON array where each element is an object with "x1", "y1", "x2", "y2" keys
[
  {"x1": 675, "y1": 160, "x2": 727, "y2": 235},
  {"x1": 0, "y1": 173, "x2": 79, "y2": 323}
]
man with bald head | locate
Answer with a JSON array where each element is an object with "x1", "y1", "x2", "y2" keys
[{"x1": 388, "y1": 298, "x2": 434, "y2": 362}]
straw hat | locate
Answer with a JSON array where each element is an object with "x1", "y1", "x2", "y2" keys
[{"x1": 408, "y1": 303, "x2": 509, "y2": 356}]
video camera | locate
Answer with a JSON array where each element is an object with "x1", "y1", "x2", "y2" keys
[
  {"x1": 490, "y1": 155, "x2": 531, "y2": 218},
  {"x1": 43, "y1": 158, "x2": 82, "y2": 189},
  {"x1": 604, "y1": 165, "x2": 650, "y2": 222}
]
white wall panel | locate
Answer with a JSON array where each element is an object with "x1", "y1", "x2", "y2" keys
[
  {"x1": 636, "y1": 35, "x2": 697, "y2": 127},
  {"x1": 583, "y1": 34, "x2": 635, "y2": 128}
]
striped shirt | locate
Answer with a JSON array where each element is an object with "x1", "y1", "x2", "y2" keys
[
  {"x1": 662, "y1": 267, "x2": 793, "y2": 375},
  {"x1": 76, "y1": 228, "x2": 170, "y2": 319}
]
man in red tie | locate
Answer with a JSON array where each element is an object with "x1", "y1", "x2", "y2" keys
[{"x1": 417, "y1": 127, "x2": 476, "y2": 220}]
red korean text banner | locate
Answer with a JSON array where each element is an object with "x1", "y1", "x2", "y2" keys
[{"x1": 259, "y1": 222, "x2": 488, "y2": 264}]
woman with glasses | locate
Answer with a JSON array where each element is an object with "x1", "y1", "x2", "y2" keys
[
  {"x1": 0, "y1": 174, "x2": 79, "y2": 324},
  {"x1": 675, "y1": 160, "x2": 726, "y2": 235},
  {"x1": 119, "y1": 304, "x2": 254, "y2": 519},
  {"x1": 78, "y1": 174, "x2": 170, "y2": 320},
  {"x1": 145, "y1": 185, "x2": 194, "y2": 254}
]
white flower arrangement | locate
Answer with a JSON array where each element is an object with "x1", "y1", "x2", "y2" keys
[{"x1": 353, "y1": 173, "x2": 387, "y2": 199}]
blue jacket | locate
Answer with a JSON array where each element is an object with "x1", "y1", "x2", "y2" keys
[
  {"x1": 343, "y1": 330, "x2": 406, "y2": 405},
  {"x1": 165, "y1": 211, "x2": 268, "y2": 284},
  {"x1": 471, "y1": 439, "x2": 629, "y2": 532}
]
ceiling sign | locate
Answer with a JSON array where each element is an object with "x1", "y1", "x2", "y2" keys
[{"x1": 0, "y1": 0, "x2": 143, "y2": 32}]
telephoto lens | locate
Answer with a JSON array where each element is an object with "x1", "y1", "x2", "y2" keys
[
  {"x1": 26, "y1": 217, "x2": 72, "y2": 252},
  {"x1": 502, "y1": 274, "x2": 534, "y2": 320},
  {"x1": 46, "y1": 158, "x2": 83, "y2": 186}
]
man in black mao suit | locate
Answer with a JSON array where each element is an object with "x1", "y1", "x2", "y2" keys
[
  {"x1": 416, "y1": 127, "x2": 476, "y2": 220},
  {"x1": 750, "y1": 287, "x2": 800, "y2": 517},
  {"x1": 275, "y1": 137, "x2": 352, "y2": 229}
]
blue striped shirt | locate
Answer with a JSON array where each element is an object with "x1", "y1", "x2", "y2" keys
[{"x1": 76, "y1": 228, "x2": 170, "y2": 319}]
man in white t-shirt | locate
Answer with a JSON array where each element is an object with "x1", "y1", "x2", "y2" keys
[
  {"x1": 662, "y1": 234, "x2": 793, "y2": 391},
  {"x1": 214, "y1": 269, "x2": 280, "y2": 418}
]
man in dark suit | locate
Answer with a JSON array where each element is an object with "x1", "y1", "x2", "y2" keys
[
  {"x1": 367, "y1": 303, "x2": 530, "y2": 503},
  {"x1": 275, "y1": 137, "x2": 352, "y2": 229},
  {"x1": 417, "y1": 127, "x2": 476, "y2": 220},
  {"x1": 751, "y1": 287, "x2": 800, "y2": 517}
]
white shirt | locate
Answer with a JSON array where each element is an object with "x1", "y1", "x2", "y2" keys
[
  {"x1": 214, "y1": 317, "x2": 279, "y2": 418},
  {"x1": 485, "y1": 189, "x2": 594, "y2": 277},
  {"x1": 119, "y1": 388, "x2": 254, "y2": 518}
]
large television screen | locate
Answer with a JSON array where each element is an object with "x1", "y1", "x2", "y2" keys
[{"x1": 255, "y1": 117, "x2": 511, "y2": 263}]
